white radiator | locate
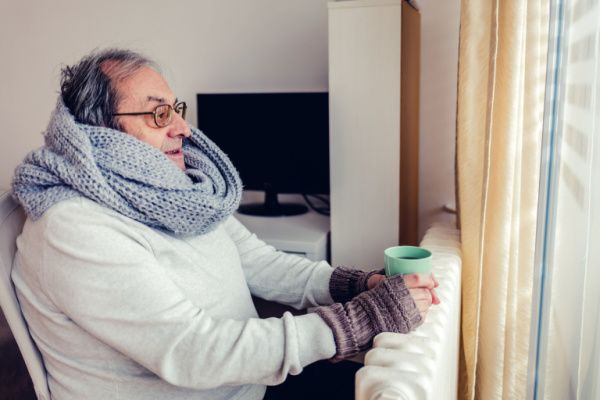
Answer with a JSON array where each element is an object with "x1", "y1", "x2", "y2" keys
[{"x1": 356, "y1": 223, "x2": 462, "y2": 400}]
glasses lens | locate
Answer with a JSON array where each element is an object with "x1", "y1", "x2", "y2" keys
[
  {"x1": 175, "y1": 102, "x2": 187, "y2": 120},
  {"x1": 155, "y1": 104, "x2": 172, "y2": 127}
]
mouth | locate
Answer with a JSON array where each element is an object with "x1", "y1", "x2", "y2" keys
[{"x1": 164, "y1": 148, "x2": 183, "y2": 157}]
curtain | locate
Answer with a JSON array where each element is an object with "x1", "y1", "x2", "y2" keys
[{"x1": 456, "y1": 1, "x2": 549, "y2": 399}]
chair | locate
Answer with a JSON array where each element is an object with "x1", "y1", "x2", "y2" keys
[{"x1": 0, "y1": 189, "x2": 51, "y2": 399}]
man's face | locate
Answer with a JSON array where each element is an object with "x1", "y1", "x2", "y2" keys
[{"x1": 115, "y1": 66, "x2": 191, "y2": 171}]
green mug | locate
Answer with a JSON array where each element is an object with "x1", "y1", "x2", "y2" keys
[{"x1": 384, "y1": 246, "x2": 432, "y2": 276}]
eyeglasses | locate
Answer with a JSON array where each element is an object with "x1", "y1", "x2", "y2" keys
[{"x1": 113, "y1": 101, "x2": 187, "y2": 128}]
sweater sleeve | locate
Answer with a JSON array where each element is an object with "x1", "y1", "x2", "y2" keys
[
  {"x1": 38, "y1": 203, "x2": 336, "y2": 390},
  {"x1": 222, "y1": 216, "x2": 335, "y2": 309}
]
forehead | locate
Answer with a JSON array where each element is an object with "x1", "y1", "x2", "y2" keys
[{"x1": 116, "y1": 66, "x2": 175, "y2": 106}]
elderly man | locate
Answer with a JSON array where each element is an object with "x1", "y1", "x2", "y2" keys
[{"x1": 11, "y1": 49, "x2": 437, "y2": 400}]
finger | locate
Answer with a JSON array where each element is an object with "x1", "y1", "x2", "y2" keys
[
  {"x1": 409, "y1": 287, "x2": 431, "y2": 300},
  {"x1": 430, "y1": 288, "x2": 441, "y2": 305},
  {"x1": 409, "y1": 288, "x2": 433, "y2": 312},
  {"x1": 404, "y1": 273, "x2": 435, "y2": 290},
  {"x1": 416, "y1": 274, "x2": 435, "y2": 289},
  {"x1": 417, "y1": 300, "x2": 431, "y2": 313},
  {"x1": 415, "y1": 299, "x2": 432, "y2": 315},
  {"x1": 414, "y1": 299, "x2": 429, "y2": 314},
  {"x1": 431, "y1": 273, "x2": 439, "y2": 288}
]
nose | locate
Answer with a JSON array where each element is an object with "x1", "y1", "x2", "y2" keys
[{"x1": 168, "y1": 112, "x2": 192, "y2": 138}]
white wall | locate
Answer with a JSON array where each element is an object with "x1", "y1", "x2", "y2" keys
[
  {"x1": 0, "y1": 0, "x2": 458, "y2": 240},
  {"x1": 0, "y1": 0, "x2": 329, "y2": 188}
]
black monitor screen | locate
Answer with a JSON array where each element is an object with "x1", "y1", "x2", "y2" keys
[{"x1": 196, "y1": 92, "x2": 329, "y2": 196}]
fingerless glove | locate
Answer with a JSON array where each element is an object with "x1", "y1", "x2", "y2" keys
[
  {"x1": 315, "y1": 274, "x2": 421, "y2": 362},
  {"x1": 329, "y1": 266, "x2": 383, "y2": 303}
]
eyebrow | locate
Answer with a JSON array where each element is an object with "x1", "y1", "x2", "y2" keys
[{"x1": 146, "y1": 96, "x2": 178, "y2": 105}]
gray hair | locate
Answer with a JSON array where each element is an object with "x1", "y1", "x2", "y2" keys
[{"x1": 60, "y1": 48, "x2": 157, "y2": 130}]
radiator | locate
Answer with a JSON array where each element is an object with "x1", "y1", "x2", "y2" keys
[{"x1": 356, "y1": 223, "x2": 462, "y2": 400}]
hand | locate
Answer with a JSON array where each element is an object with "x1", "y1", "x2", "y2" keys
[
  {"x1": 368, "y1": 273, "x2": 440, "y2": 319},
  {"x1": 403, "y1": 273, "x2": 440, "y2": 319},
  {"x1": 368, "y1": 273, "x2": 440, "y2": 303},
  {"x1": 316, "y1": 273, "x2": 423, "y2": 361}
]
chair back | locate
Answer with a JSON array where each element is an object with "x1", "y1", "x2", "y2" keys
[{"x1": 0, "y1": 189, "x2": 50, "y2": 400}]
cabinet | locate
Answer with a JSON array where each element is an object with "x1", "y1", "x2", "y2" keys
[
  {"x1": 234, "y1": 193, "x2": 330, "y2": 262},
  {"x1": 328, "y1": 0, "x2": 420, "y2": 268}
]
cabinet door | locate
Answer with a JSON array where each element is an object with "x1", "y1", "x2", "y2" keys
[{"x1": 328, "y1": 0, "x2": 402, "y2": 268}]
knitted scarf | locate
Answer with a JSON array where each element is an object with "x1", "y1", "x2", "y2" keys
[{"x1": 12, "y1": 99, "x2": 242, "y2": 236}]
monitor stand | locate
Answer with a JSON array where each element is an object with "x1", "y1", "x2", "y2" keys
[{"x1": 237, "y1": 186, "x2": 308, "y2": 217}]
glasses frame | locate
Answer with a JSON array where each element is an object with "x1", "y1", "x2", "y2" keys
[{"x1": 113, "y1": 101, "x2": 187, "y2": 128}]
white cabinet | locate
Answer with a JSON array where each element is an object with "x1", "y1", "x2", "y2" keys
[
  {"x1": 235, "y1": 193, "x2": 330, "y2": 262},
  {"x1": 328, "y1": 0, "x2": 420, "y2": 268}
]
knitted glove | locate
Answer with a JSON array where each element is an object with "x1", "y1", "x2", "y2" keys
[
  {"x1": 315, "y1": 274, "x2": 422, "y2": 362},
  {"x1": 329, "y1": 266, "x2": 384, "y2": 303}
]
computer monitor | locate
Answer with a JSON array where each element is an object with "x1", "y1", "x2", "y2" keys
[{"x1": 196, "y1": 92, "x2": 329, "y2": 217}]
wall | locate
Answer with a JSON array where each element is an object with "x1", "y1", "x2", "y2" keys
[
  {"x1": 0, "y1": 0, "x2": 458, "y2": 238},
  {"x1": 0, "y1": 0, "x2": 329, "y2": 188}
]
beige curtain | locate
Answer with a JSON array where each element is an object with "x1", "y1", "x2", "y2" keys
[{"x1": 456, "y1": 1, "x2": 549, "y2": 399}]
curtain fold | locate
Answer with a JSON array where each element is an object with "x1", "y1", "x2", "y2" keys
[{"x1": 456, "y1": 1, "x2": 549, "y2": 399}]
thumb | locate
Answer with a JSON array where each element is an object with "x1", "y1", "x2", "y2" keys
[{"x1": 367, "y1": 274, "x2": 387, "y2": 290}]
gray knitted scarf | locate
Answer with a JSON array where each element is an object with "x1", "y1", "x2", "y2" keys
[{"x1": 12, "y1": 99, "x2": 242, "y2": 236}]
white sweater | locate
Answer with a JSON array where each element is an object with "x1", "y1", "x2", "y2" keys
[{"x1": 13, "y1": 197, "x2": 337, "y2": 400}]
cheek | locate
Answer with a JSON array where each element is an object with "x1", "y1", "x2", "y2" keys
[
  {"x1": 122, "y1": 121, "x2": 165, "y2": 150},
  {"x1": 136, "y1": 131, "x2": 165, "y2": 150}
]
